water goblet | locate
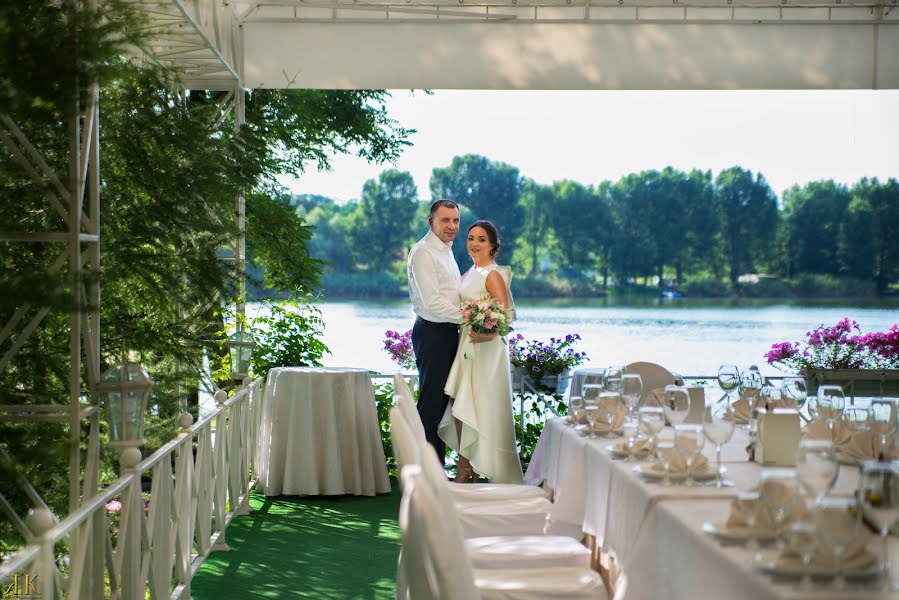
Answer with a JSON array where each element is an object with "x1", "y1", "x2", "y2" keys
[
  {"x1": 674, "y1": 424, "x2": 704, "y2": 487},
  {"x1": 568, "y1": 395, "x2": 584, "y2": 426},
  {"x1": 758, "y1": 469, "x2": 801, "y2": 554},
  {"x1": 622, "y1": 416, "x2": 641, "y2": 460},
  {"x1": 868, "y1": 398, "x2": 898, "y2": 459},
  {"x1": 815, "y1": 493, "x2": 862, "y2": 590},
  {"x1": 717, "y1": 364, "x2": 741, "y2": 402},
  {"x1": 597, "y1": 391, "x2": 624, "y2": 437},
  {"x1": 604, "y1": 365, "x2": 625, "y2": 393},
  {"x1": 584, "y1": 397, "x2": 600, "y2": 439},
  {"x1": 795, "y1": 439, "x2": 837, "y2": 500},
  {"x1": 787, "y1": 519, "x2": 818, "y2": 591},
  {"x1": 703, "y1": 401, "x2": 735, "y2": 487},
  {"x1": 780, "y1": 377, "x2": 807, "y2": 411},
  {"x1": 655, "y1": 438, "x2": 676, "y2": 486},
  {"x1": 638, "y1": 405, "x2": 666, "y2": 458},
  {"x1": 816, "y1": 385, "x2": 845, "y2": 439},
  {"x1": 620, "y1": 373, "x2": 643, "y2": 419},
  {"x1": 859, "y1": 460, "x2": 899, "y2": 591},
  {"x1": 662, "y1": 384, "x2": 690, "y2": 427},
  {"x1": 737, "y1": 489, "x2": 762, "y2": 553},
  {"x1": 740, "y1": 367, "x2": 764, "y2": 430}
]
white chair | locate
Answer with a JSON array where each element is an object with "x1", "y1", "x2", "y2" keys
[
  {"x1": 392, "y1": 373, "x2": 549, "y2": 501},
  {"x1": 624, "y1": 361, "x2": 677, "y2": 400},
  {"x1": 400, "y1": 465, "x2": 608, "y2": 600}
]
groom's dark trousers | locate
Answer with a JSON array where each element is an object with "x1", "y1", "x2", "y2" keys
[{"x1": 412, "y1": 316, "x2": 460, "y2": 466}]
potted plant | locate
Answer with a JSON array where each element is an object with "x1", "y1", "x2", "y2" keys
[
  {"x1": 765, "y1": 318, "x2": 899, "y2": 397},
  {"x1": 508, "y1": 333, "x2": 588, "y2": 393}
]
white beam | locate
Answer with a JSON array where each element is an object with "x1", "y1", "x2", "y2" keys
[{"x1": 243, "y1": 21, "x2": 899, "y2": 89}]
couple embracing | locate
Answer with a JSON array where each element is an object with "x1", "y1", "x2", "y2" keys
[{"x1": 406, "y1": 199, "x2": 523, "y2": 485}]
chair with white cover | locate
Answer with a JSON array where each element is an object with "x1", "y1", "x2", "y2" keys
[
  {"x1": 392, "y1": 373, "x2": 549, "y2": 501},
  {"x1": 624, "y1": 361, "x2": 677, "y2": 400},
  {"x1": 400, "y1": 465, "x2": 608, "y2": 600},
  {"x1": 390, "y1": 406, "x2": 553, "y2": 538}
]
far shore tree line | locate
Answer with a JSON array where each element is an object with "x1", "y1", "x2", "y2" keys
[{"x1": 292, "y1": 155, "x2": 899, "y2": 299}]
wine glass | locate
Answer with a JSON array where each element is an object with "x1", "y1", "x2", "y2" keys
[
  {"x1": 674, "y1": 424, "x2": 704, "y2": 487},
  {"x1": 758, "y1": 469, "x2": 801, "y2": 554},
  {"x1": 787, "y1": 517, "x2": 818, "y2": 591},
  {"x1": 817, "y1": 385, "x2": 846, "y2": 439},
  {"x1": 869, "y1": 398, "x2": 898, "y2": 459},
  {"x1": 717, "y1": 364, "x2": 741, "y2": 402},
  {"x1": 780, "y1": 377, "x2": 808, "y2": 411},
  {"x1": 740, "y1": 366, "x2": 764, "y2": 431},
  {"x1": 662, "y1": 384, "x2": 690, "y2": 427},
  {"x1": 795, "y1": 439, "x2": 837, "y2": 500},
  {"x1": 620, "y1": 373, "x2": 643, "y2": 419},
  {"x1": 603, "y1": 365, "x2": 625, "y2": 393},
  {"x1": 583, "y1": 391, "x2": 601, "y2": 439},
  {"x1": 638, "y1": 406, "x2": 666, "y2": 459},
  {"x1": 622, "y1": 416, "x2": 642, "y2": 461},
  {"x1": 841, "y1": 405, "x2": 870, "y2": 436},
  {"x1": 597, "y1": 391, "x2": 624, "y2": 437},
  {"x1": 737, "y1": 489, "x2": 763, "y2": 552},
  {"x1": 760, "y1": 384, "x2": 782, "y2": 409},
  {"x1": 859, "y1": 460, "x2": 899, "y2": 591},
  {"x1": 815, "y1": 493, "x2": 863, "y2": 590},
  {"x1": 655, "y1": 438, "x2": 676, "y2": 486},
  {"x1": 703, "y1": 401, "x2": 735, "y2": 487},
  {"x1": 568, "y1": 395, "x2": 584, "y2": 426}
]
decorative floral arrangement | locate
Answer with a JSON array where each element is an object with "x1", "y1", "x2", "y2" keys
[
  {"x1": 508, "y1": 333, "x2": 587, "y2": 384},
  {"x1": 383, "y1": 329, "x2": 415, "y2": 370},
  {"x1": 765, "y1": 318, "x2": 899, "y2": 373},
  {"x1": 462, "y1": 294, "x2": 514, "y2": 336}
]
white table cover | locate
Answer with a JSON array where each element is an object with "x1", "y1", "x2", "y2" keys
[
  {"x1": 256, "y1": 367, "x2": 391, "y2": 496},
  {"x1": 528, "y1": 416, "x2": 899, "y2": 600}
]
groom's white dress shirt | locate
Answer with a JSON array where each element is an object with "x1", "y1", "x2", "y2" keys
[{"x1": 407, "y1": 230, "x2": 463, "y2": 324}]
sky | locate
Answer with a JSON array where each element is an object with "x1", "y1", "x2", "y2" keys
[{"x1": 280, "y1": 89, "x2": 899, "y2": 204}]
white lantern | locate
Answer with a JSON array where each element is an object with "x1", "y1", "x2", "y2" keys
[
  {"x1": 97, "y1": 362, "x2": 153, "y2": 447},
  {"x1": 228, "y1": 331, "x2": 255, "y2": 378}
]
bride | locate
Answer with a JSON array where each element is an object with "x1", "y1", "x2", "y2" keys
[{"x1": 437, "y1": 220, "x2": 524, "y2": 484}]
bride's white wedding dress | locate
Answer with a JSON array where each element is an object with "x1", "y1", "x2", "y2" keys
[{"x1": 437, "y1": 263, "x2": 523, "y2": 484}]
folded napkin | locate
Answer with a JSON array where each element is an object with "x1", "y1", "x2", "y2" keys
[
  {"x1": 725, "y1": 480, "x2": 804, "y2": 532},
  {"x1": 803, "y1": 417, "x2": 852, "y2": 445},
  {"x1": 780, "y1": 531, "x2": 875, "y2": 571},
  {"x1": 646, "y1": 447, "x2": 710, "y2": 477},
  {"x1": 802, "y1": 419, "x2": 898, "y2": 461},
  {"x1": 595, "y1": 403, "x2": 627, "y2": 430},
  {"x1": 613, "y1": 437, "x2": 653, "y2": 455},
  {"x1": 726, "y1": 397, "x2": 751, "y2": 424}
]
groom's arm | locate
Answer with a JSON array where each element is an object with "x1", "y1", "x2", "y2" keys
[{"x1": 409, "y1": 250, "x2": 463, "y2": 324}]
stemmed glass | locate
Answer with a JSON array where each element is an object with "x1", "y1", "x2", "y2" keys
[
  {"x1": 674, "y1": 424, "x2": 704, "y2": 487},
  {"x1": 662, "y1": 384, "x2": 690, "y2": 427},
  {"x1": 568, "y1": 395, "x2": 584, "y2": 426},
  {"x1": 639, "y1": 405, "x2": 666, "y2": 463},
  {"x1": 655, "y1": 438, "x2": 676, "y2": 486},
  {"x1": 737, "y1": 489, "x2": 763, "y2": 552},
  {"x1": 841, "y1": 405, "x2": 870, "y2": 436},
  {"x1": 597, "y1": 391, "x2": 624, "y2": 437},
  {"x1": 620, "y1": 373, "x2": 643, "y2": 419},
  {"x1": 795, "y1": 439, "x2": 838, "y2": 500},
  {"x1": 787, "y1": 517, "x2": 818, "y2": 591},
  {"x1": 583, "y1": 386, "x2": 601, "y2": 438},
  {"x1": 740, "y1": 367, "x2": 764, "y2": 430},
  {"x1": 869, "y1": 398, "x2": 898, "y2": 459},
  {"x1": 815, "y1": 493, "x2": 863, "y2": 590},
  {"x1": 622, "y1": 416, "x2": 642, "y2": 460},
  {"x1": 817, "y1": 385, "x2": 846, "y2": 439},
  {"x1": 717, "y1": 364, "x2": 741, "y2": 402},
  {"x1": 603, "y1": 365, "x2": 625, "y2": 393},
  {"x1": 858, "y1": 460, "x2": 899, "y2": 591},
  {"x1": 780, "y1": 377, "x2": 808, "y2": 411},
  {"x1": 703, "y1": 401, "x2": 735, "y2": 487},
  {"x1": 758, "y1": 469, "x2": 801, "y2": 554},
  {"x1": 759, "y1": 384, "x2": 782, "y2": 410}
]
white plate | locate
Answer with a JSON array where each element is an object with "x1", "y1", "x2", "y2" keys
[
  {"x1": 633, "y1": 463, "x2": 717, "y2": 482},
  {"x1": 702, "y1": 521, "x2": 776, "y2": 543},
  {"x1": 753, "y1": 549, "x2": 880, "y2": 578},
  {"x1": 607, "y1": 445, "x2": 650, "y2": 459}
]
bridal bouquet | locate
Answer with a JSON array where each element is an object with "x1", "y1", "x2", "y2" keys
[{"x1": 462, "y1": 294, "x2": 514, "y2": 336}]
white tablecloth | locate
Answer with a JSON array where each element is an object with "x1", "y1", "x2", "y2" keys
[
  {"x1": 526, "y1": 417, "x2": 898, "y2": 600},
  {"x1": 256, "y1": 367, "x2": 391, "y2": 497}
]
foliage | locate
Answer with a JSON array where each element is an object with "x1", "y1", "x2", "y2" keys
[
  {"x1": 508, "y1": 333, "x2": 587, "y2": 386},
  {"x1": 245, "y1": 296, "x2": 330, "y2": 380},
  {"x1": 791, "y1": 274, "x2": 876, "y2": 297},
  {"x1": 514, "y1": 391, "x2": 567, "y2": 464},
  {"x1": 765, "y1": 318, "x2": 899, "y2": 373},
  {"x1": 350, "y1": 169, "x2": 419, "y2": 273},
  {"x1": 383, "y1": 329, "x2": 415, "y2": 370},
  {"x1": 372, "y1": 381, "x2": 400, "y2": 478},
  {"x1": 716, "y1": 167, "x2": 779, "y2": 284}
]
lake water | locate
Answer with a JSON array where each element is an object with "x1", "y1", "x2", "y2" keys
[{"x1": 286, "y1": 298, "x2": 899, "y2": 378}]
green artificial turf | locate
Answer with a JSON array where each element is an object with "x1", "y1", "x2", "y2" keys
[{"x1": 191, "y1": 484, "x2": 401, "y2": 599}]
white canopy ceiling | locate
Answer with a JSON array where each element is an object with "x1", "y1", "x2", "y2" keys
[{"x1": 135, "y1": 0, "x2": 899, "y2": 89}]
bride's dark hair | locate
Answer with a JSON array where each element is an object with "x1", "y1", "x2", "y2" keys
[{"x1": 468, "y1": 220, "x2": 501, "y2": 257}]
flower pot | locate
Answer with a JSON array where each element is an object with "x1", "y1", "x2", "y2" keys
[
  {"x1": 804, "y1": 369, "x2": 899, "y2": 398},
  {"x1": 512, "y1": 366, "x2": 570, "y2": 395}
]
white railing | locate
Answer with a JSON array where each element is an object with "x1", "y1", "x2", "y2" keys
[{"x1": 0, "y1": 377, "x2": 265, "y2": 600}]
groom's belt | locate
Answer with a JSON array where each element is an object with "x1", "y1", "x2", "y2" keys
[{"x1": 415, "y1": 316, "x2": 458, "y2": 328}]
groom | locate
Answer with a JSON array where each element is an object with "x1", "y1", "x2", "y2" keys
[{"x1": 407, "y1": 199, "x2": 463, "y2": 464}]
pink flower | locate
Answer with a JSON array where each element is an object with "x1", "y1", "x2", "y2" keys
[
  {"x1": 105, "y1": 500, "x2": 122, "y2": 514},
  {"x1": 483, "y1": 318, "x2": 496, "y2": 330}
]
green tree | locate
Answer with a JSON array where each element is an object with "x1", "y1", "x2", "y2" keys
[
  {"x1": 518, "y1": 179, "x2": 554, "y2": 276},
  {"x1": 715, "y1": 167, "x2": 779, "y2": 283},
  {"x1": 349, "y1": 169, "x2": 419, "y2": 272},
  {"x1": 550, "y1": 180, "x2": 609, "y2": 280},
  {"x1": 430, "y1": 154, "x2": 523, "y2": 252},
  {"x1": 782, "y1": 180, "x2": 851, "y2": 277},
  {"x1": 843, "y1": 178, "x2": 899, "y2": 293}
]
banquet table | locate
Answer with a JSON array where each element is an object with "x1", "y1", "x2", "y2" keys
[
  {"x1": 526, "y1": 416, "x2": 899, "y2": 600},
  {"x1": 256, "y1": 367, "x2": 391, "y2": 497}
]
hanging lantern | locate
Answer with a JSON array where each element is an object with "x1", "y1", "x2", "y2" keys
[
  {"x1": 97, "y1": 361, "x2": 153, "y2": 447},
  {"x1": 228, "y1": 331, "x2": 256, "y2": 379}
]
